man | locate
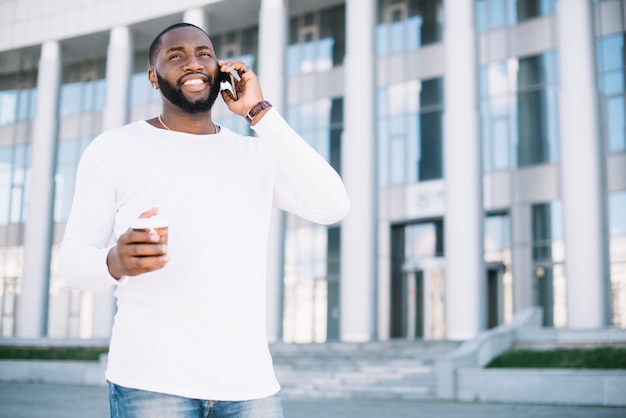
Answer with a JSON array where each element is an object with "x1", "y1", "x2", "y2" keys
[{"x1": 60, "y1": 22, "x2": 350, "y2": 418}]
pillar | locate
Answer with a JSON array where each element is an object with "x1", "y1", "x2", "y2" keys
[
  {"x1": 90, "y1": 25, "x2": 133, "y2": 339},
  {"x1": 183, "y1": 8, "x2": 207, "y2": 29},
  {"x1": 258, "y1": 0, "x2": 288, "y2": 342},
  {"x1": 443, "y1": 0, "x2": 484, "y2": 340},
  {"x1": 340, "y1": 0, "x2": 377, "y2": 342},
  {"x1": 17, "y1": 41, "x2": 61, "y2": 338},
  {"x1": 557, "y1": 0, "x2": 609, "y2": 328}
]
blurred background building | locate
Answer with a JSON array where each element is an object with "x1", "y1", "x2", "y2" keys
[{"x1": 0, "y1": 0, "x2": 624, "y2": 345}]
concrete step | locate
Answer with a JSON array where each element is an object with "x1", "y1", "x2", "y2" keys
[{"x1": 269, "y1": 340, "x2": 459, "y2": 399}]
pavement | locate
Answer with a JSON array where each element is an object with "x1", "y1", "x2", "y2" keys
[{"x1": 1, "y1": 382, "x2": 625, "y2": 418}]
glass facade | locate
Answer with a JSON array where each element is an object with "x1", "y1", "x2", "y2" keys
[
  {"x1": 48, "y1": 58, "x2": 107, "y2": 338},
  {"x1": 281, "y1": 3, "x2": 346, "y2": 343},
  {"x1": 377, "y1": 77, "x2": 444, "y2": 186},
  {"x1": 476, "y1": 0, "x2": 557, "y2": 33},
  {"x1": 287, "y1": 5, "x2": 345, "y2": 77},
  {"x1": 54, "y1": 59, "x2": 106, "y2": 224},
  {"x1": 484, "y1": 212, "x2": 513, "y2": 327},
  {"x1": 376, "y1": 0, "x2": 443, "y2": 57},
  {"x1": 0, "y1": 70, "x2": 37, "y2": 337},
  {"x1": 597, "y1": 33, "x2": 626, "y2": 153},
  {"x1": 480, "y1": 51, "x2": 559, "y2": 172},
  {"x1": 283, "y1": 98, "x2": 343, "y2": 343},
  {"x1": 609, "y1": 190, "x2": 626, "y2": 328},
  {"x1": 531, "y1": 201, "x2": 566, "y2": 327}
]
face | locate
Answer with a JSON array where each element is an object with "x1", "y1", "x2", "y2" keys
[{"x1": 150, "y1": 26, "x2": 222, "y2": 114}]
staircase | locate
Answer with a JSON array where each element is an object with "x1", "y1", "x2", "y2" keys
[{"x1": 269, "y1": 340, "x2": 460, "y2": 400}]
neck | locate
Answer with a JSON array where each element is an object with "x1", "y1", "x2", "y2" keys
[{"x1": 158, "y1": 110, "x2": 218, "y2": 135}]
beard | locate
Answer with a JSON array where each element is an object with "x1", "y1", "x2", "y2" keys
[{"x1": 156, "y1": 71, "x2": 221, "y2": 114}]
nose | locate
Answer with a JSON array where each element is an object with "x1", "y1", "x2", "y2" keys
[{"x1": 183, "y1": 55, "x2": 203, "y2": 71}]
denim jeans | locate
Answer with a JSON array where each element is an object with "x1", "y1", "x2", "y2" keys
[{"x1": 108, "y1": 382, "x2": 284, "y2": 418}]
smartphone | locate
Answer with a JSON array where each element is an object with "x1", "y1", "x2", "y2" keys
[{"x1": 218, "y1": 71, "x2": 237, "y2": 100}]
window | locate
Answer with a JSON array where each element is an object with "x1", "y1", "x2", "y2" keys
[
  {"x1": 282, "y1": 97, "x2": 344, "y2": 343},
  {"x1": 484, "y1": 213, "x2": 511, "y2": 256},
  {"x1": 609, "y1": 190, "x2": 626, "y2": 328},
  {"x1": 286, "y1": 98, "x2": 343, "y2": 173},
  {"x1": 53, "y1": 137, "x2": 93, "y2": 222},
  {"x1": 59, "y1": 60, "x2": 106, "y2": 117},
  {"x1": 516, "y1": 53, "x2": 559, "y2": 166},
  {"x1": 597, "y1": 33, "x2": 626, "y2": 153},
  {"x1": 404, "y1": 221, "x2": 444, "y2": 260},
  {"x1": 213, "y1": 27, "x2": 257, "y2": 66},
  {"x1": 476, "y1": 0, "x2": 556, "y2": 33},
  {"x1": 376, "y1": 0, "x2": 443, "y2": 57},
  {"x1": 287, "y1": 5, "x2": 345, "y2": 77},
  {"x1": 129, "y1": 51, "x2": 160, "y2": 107},
  {"x1": 0, "y1": 144, "x2": 31, "y2": 226},
  {"x1": 531, "y1": 201, "x2": 566, "y2": 327},
  {"x1": 480, "y1": 52, "x2": 558, "y2": 171},
  {"x1": 378, "y1": 77, "x2": 443, "y2": 186},
  {"x1": 484, "y1": 212, "x2": 514, "y2": 325},
  {"x1": 0, "y1": 87, "x2": 36, "y2": 126}
]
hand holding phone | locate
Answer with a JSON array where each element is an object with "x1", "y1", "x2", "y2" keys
[{"x1": 218, "y1": 71, "x2": 238, "y2": 101}]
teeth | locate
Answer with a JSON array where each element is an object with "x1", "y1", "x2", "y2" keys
[{"x1": 184, "y1": 79, "x2": 204, "y2": 85}]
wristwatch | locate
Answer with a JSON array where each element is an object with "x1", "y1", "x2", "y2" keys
[{"x1": 245, "y1": 101, "x2": 272, "y2": 123}]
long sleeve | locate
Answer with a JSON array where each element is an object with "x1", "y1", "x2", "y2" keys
[
  {"x1": 251, "y1": 108, "x2": 351, "y2": 225},
  {"x1": 59, "y1": 144, "x2": 120, "y2": 292}
]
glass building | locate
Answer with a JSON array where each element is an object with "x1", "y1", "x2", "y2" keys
[{"x1": 0, "y1": 0, "x2": 623, "y2": 343}]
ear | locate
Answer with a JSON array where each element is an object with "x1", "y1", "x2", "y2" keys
[{"x1": 148, "y1": 68, "x2": 157, "y2": 88}]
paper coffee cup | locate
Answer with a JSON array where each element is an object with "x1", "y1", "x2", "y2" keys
[{"x1": 130, "y1": 216, "x2": 169, "y2": 244}]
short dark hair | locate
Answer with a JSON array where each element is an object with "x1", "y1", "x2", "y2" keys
[{"x1": 148, "y1": 22, "x2": 210, "y2": 67}]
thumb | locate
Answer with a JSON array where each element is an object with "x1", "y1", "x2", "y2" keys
[{"x1": 139, "y1": 207, "x2": 158, "y2": 219}]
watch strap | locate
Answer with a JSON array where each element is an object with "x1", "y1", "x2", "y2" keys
[{"x1": 245, "y1": 101, "x2": 272, "y2": 123}]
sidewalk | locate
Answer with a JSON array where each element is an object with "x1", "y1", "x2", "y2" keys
[{"x1": 1, "y1": 382, "x2": 625, "y2": 418}]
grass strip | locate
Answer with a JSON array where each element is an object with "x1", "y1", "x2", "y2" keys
[
  {"x1": 487, "y1": 346, "x2": 626, "y2": 369},
  {"x1": 0, "y1": 346, "x2": 108, "y2": 361}
]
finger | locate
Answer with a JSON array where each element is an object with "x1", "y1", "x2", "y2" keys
[
  {"x1": 126, "y1": 254, "x2": 169, "y2": 275},
  {"x1": 125, "y1": 243, "x2": 168, "y2": 258},
  {"x1": 121, "y1": 228, "x2": 162, "y2": 245},
  {"x1": 221, "y1": 89, "x2": 235, "y2": 105},
  {"x1": 218, "y1": 60, "x2": 252, "y2": 77},
  {"x1": 118, "y1": 243, "x2": 167, "y2": 269}
]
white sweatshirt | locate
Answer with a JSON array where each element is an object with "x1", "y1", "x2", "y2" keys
[{"x1": 59, "y1": 108, "x2": 350, "y2": 401}]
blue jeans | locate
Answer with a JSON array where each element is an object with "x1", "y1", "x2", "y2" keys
[{"x1": 108, "y1": 382, "x2": 284, "y2": 418}]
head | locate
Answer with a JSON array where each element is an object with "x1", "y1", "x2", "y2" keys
[{"x1": 148, "y1": 23, "x2": 223, "y2": 114}]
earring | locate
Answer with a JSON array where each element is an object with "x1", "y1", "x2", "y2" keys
[{"x1": 153, "y1": 84, "x2": 158, "y2": 89}]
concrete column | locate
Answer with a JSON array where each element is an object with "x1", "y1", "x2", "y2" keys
[
  {"x1": 103, "y1": 26, "x2": 132, "y2": 131},
  {"x1": 184, "y1": 8, "x2": 207, "y2": 29},
  {"x1": 557, "y1": 0, "x2": 609, "y2": 328},
  {"x1": 340, "y1": 0, "x2": 377, "y2": 342},
  {"x1": 443, "y1": 0, "x2": 484, "y2": 340},
  {"x1": 16, "y1": 41, "x2": 61, "y2": 338},
  {"x1": 258, "y1": 0, "x2": 288, "y2": 342},
  {"x1": 89, "y1": 25, "x2": 134, "y2": 339}
]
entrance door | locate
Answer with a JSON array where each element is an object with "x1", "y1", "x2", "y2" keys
[
  {"x1": 404, "y1": 270, "x2": 424, "y2": 339},
  {"x1": 390, "y1": 261, "x2": 446, "y2": 340},
  {"x1": 390, "y1": 221, "x2": 445, "y2": 339},
  {"x1": 537, "y1": 266, "x2": 555, "y2": 326},
  {"x1": 486, "y1": 264, "x2": 504, "y2": 329}
]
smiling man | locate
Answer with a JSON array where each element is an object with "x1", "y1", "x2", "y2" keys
[{"x1": 60, "y1": 23, "x2": 350, "y2": 418}]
